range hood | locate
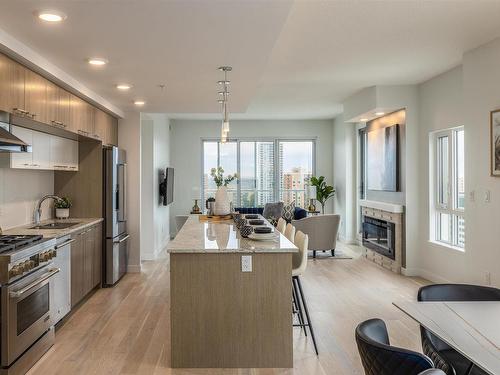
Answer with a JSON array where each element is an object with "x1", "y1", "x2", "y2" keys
[{"x1": 0, "y1": 111, "x2": 29, "y2": 153}]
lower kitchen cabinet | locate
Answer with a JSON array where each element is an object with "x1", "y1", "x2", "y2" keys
[
  {"x1": 71, "y1": 223, "x2": 102, "y2": 308},
  {"x1": 53, "y1": 237, "x2": 72, "y2": 324}
]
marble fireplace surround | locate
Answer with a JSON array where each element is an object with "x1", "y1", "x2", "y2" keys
[{"x1": 360, "y1": 200, "x2": 405, "y2": 274}]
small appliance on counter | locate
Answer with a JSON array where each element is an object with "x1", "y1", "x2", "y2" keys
[{"x1": 103, "y1": 146, "x2": 130, "y2": 286}]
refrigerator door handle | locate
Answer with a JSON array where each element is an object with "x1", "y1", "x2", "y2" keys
[
  {"x1": 118, "y1": 163, "x2": 127, "y2": 222},
  {"x1": 114, "y1": 234, "x2": 130, "y2": 244}
]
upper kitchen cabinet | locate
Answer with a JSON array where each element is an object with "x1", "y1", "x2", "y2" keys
[
  {"x1": 24, "y1": 69, "x2": 49, "y2": 124},
  {"x1": 70, "y1": 94, "x2": 94, "y2": 136},
  {"x1": 46, "y1": 81, "x2": 71, "y2": 129},
  {"x1": 0, "y1": 54, "x2": 25, "y2": 114},
  {"x1": 94, "y1": 108, "x2": 118, "y2": 146}
]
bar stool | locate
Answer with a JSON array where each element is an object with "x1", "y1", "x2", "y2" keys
[
  {"x1": 277, "y1": 217, "x2": 287, "y2": 234},
  {"x1": 284, "y1": 223, "x2": 296, "y2": 242},
  {"x1": 292, "y1": 230, "x2": 318, "y2": 355}
]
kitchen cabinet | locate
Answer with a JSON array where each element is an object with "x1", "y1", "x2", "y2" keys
[
  {"x1": 46, "y1": 81, "x2": 71, "y2": 129},
  {"x1": 6, "y1": 125, "x2": 51, "y2": 169},
  {"x1": 70, "y1": 94, "x2": 95, "y2": 137},
  {"x1": 0, "y1": 126, "x2": 78, "y2": 170},
  {"x1": 71, "y1": 223, "x2": 102, "y2": 308},
  {"x1": 0, "y1": 53, "x2": 25, "y2": 114},
  {"x1": 50, "y1": 135, "x2": 79, "y2": 171},
  {"x1": 94, "y1": 108, "x2": 118, "y2": 146},
  {"x1": 24, "y1": 69, "x2": 48, "y2": 124}
]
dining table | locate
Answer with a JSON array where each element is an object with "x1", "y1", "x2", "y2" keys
[{"x1": 394, "y1": 301, "x2": 500, "y2": 375}]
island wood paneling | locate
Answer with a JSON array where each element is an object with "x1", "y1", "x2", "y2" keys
[{"x1": 170, "y1": 252, "x2": 293, "y2": 368}]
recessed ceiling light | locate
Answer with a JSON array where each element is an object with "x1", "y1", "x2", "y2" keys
[
  {"x1": 35, "y1": 10, "x2": 67, "y2": 22},
  {"x1": 375, "y1": 111, "x2": 385, "y2": 116},
  {"x1": 116, "y1": 84, "x2": 132, "y2": 90},
  {"x1": 87, "y1": 58, "x2": 108, "y2": 66},
  {"x1": 360, "y1": 118, "x2": 368, "y2": 122},
  {"x1": 134, "y1": 100, "x2": 145, "y2": 106}
]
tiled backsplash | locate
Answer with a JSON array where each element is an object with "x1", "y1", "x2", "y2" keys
[{"x1": 0, "y1": 168, "x2": 54, "y2": 230}]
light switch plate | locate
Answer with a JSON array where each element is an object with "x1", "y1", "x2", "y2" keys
[{"x1": 241, "y1": 255, "x2": 252, "y2": 272}]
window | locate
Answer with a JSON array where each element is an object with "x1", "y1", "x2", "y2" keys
[
  {"x1": 431, "y1": 127, "x2": 465, "y2": 249},
  {"x1": 202, "y1": 139, "x2": 315, "y2": 208}
]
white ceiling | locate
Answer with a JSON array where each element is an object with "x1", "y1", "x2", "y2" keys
[{"x1": 1, "y1": 1, "x2": 500, "y2": 120}]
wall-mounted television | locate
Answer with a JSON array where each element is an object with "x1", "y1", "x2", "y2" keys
[
  {"x1": 367, "y1": 124, "x2": 399, "y2": 192},
  {"x1": 159, "y1": 167, "x2": 174, "y2": 206}
]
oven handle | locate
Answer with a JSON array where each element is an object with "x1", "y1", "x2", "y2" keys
[
  {"x1": 9, "y1": 268, "x2": 60, "y2": 298},
  {"x1": 55, "y1": 238, "x2": 75, "y2": 249}
]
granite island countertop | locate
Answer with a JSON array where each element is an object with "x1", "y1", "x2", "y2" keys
[
  {"x1": 2, "y1": 217, "x2": 104, "y2": 238},
  {"x1": 168, "y1": 215, "x2": 298, "y2": 254}
]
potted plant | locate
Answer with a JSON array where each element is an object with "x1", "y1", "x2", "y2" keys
[
  {"x1": 55, "y1": 197, "x2": 72, "y2": 219},
  {"x1": 309, "y1": 176, "x2": 335, "y2": 214},
  {"x1": 210, "y1": 167, "x2": 238, "y2": 216}
]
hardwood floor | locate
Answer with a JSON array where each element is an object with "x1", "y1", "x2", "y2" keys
[{"x1": 28, "y1": 243, "x2": 428, "y2": 375}]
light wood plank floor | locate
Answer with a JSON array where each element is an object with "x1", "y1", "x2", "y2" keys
[{"x1": 28, "y1": 243, "x2": 428, "y2": 375}]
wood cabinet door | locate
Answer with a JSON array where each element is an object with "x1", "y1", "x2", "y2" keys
[
  {"x1": 58, "y1": 88, "x2": 71, "y2": 127},
  {"x1": 83, "y1": 227, "x2": 95, "y2": 294},
  {"x1": 71, "y1": 232, "x2": 85, "y2": 307},
  {"x1": 0, "y1": 54, "x2": 25, "y2": 113},
  {"x1": 45, "y1": 80, "x2": 59, "y2": 126},
  {"x1": 24, "y1": 69, "x2": 48, "y2": 123},
  {"x1": 70, "y1": 94, "x2": 92, "y2": 135},
  {"x1": 93, "y1": 108, "x2": 107, "y2": 143},
  {"x1": 93, "y1": 224, "x2": 102, "y2": 288}
]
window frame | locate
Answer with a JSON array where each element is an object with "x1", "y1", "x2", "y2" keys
[
  {"x1": 201, "y1": 137, "x2": 316, "y2": 208},
  {"x1": 430, "y1": 126, "x2": 465, "y2": 250}
]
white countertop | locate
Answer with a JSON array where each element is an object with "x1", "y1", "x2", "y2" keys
[
  {"x1": 394, "y1": 301, "x2": 500, "y2": 375},
  {"x1": 2, "y1": 218, "x2": 104, "y2": 238},
  {"x1": 168, "y1": 215, "x2": 298, "y2": 254}
]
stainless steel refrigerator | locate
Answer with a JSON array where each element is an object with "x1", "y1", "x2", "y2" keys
[{"x1": 103, "y1": 146, "x2": 129, "y2": 286}]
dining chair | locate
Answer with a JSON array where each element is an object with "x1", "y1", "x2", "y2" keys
[
  {"x1": 284, "y1": 223, "x2": 296, "y2": 242},
  {"x1": 277, "y1": 217, "x2": 287, "y2": 234},
  {"x1": 419, "y1": 370, "x2": 446, "y2": 375},
  {"x1": 417, "y1": 284, "x2": 500, "y2": 375},
  {"x1": 292, "y1": 231, "x2": 318, "y2": 355},
  {"x1": 355, "y1": 318, "x2": 434, "y2": 375}
]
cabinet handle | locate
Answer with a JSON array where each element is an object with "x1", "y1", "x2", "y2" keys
[
  {"x1": 13, "y1": 108, "x2": 28, "y2": 115},
  {"x1": 31, "y1": 164, "x2": 40, "y2": 167},
  {"x1": 23, "y1": 163, "x2": 30, "y2": 166},
  {"x1": 53, "y1": 165, "x2": 68, "y2": 169}
]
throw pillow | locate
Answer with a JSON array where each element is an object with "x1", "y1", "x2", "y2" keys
[
  {"x1": 282, "y1": 201, "x2": 295, "y2": 222},
  {"x1": 263, "y1": 202, "x2": 284, "y2": 221}
]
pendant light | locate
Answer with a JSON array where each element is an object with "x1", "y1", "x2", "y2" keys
[{"x1": 217, "y1": 66, "x2": 232, "y2": 142}]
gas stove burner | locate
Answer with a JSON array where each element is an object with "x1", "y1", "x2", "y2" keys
[{"x1": 0, "y1": 235, "x2": 44, "y2": 253}]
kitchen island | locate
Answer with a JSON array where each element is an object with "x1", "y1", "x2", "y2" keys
[{"x1": 167, "y1": 215, "x2": 298, "y2": 368}]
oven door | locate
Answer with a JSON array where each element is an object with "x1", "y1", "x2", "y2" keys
[{"x1": 1, "y1": 266, "x2": 59, "y2": 366}]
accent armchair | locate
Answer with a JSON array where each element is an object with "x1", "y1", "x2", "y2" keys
[{"x1": 292, "y1": 214, "x2": 340, "y2": 258}]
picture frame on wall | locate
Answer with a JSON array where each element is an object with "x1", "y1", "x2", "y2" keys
[{"x1": 490, "y1": 109, "x2": 500, "y2": 176}]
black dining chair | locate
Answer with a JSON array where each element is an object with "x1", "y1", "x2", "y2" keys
[
  {"x1": 417, "y1": 284, "x2": 500, "y2": 375},
  {"x1": 355, "y1": 318, "x2": 435, "y2": 375}
]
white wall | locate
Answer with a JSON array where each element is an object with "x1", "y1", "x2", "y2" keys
[
  {"x1": 417, "y1": 66, "x2": 465, "y2": 283},
  {"x1": 0, "y1": 169, "x2": 54, "y2": 229},
  {"x1": 140, "y1": 114, "x2": 171, "y2": 260},
  {"x1": 416, "y1": 39, "x2": 500, "y2": 286},
  {"x1": 118, "y1": 112, "x2": 141, "y2": 272},
  {"x1": 169, "y1": 119, "x2": 334, "y2": 234}
]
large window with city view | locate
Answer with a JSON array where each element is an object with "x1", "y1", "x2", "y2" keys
[
  {"x1": 202, "y1": 139, "x2": 315, "y2": 208},
  {"x1": 431, "y1": 127, "x2": 465, "y2": 249}
]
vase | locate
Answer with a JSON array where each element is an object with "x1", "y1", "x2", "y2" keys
[
  {"x1": 214, "y1": 186, "x2": 231, "y2": 216},
  {"x1": 56, "y1": 208, "x2": 70, "y2": 219}
]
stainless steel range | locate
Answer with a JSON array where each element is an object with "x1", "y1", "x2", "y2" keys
[{"x1": 0, "y1": 234, "x2": 58, "y2": 374}]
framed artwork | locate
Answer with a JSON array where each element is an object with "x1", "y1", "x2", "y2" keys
[{"x1": 490, "y1": 109, "x2": 500, "y2": 176}]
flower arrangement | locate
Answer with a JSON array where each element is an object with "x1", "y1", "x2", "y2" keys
[
  {"x1": 210, "y1": 167, "x2": 238, "y2": 187},
  {"x1": 54, "y1": 197, "x2": 72, "y2": 209}
]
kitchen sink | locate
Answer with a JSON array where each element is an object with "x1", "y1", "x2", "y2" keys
[{"x1": 29, "y1": 222, "x2": 81, "y2": 230}]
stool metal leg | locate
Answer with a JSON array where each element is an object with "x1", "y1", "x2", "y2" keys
[
  {"x1": 292, "y1": 280, "x2": 307, "y2": 336},
  {"x1": 295, "y1": 276, "x2": 319, "y2": 355}
]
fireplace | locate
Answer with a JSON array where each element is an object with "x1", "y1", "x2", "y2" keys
[{"x1": 362, "y1": 216, "x2": 396, "y2": 260}]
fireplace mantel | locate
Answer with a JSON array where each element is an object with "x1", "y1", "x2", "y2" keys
[{"x1": 360, "y1": 199, "x2": 404, "y2": 214}]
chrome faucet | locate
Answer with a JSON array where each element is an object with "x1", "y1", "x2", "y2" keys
[{"x1": 34, "y1": 195, "x2": 62, "y2": 225}]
